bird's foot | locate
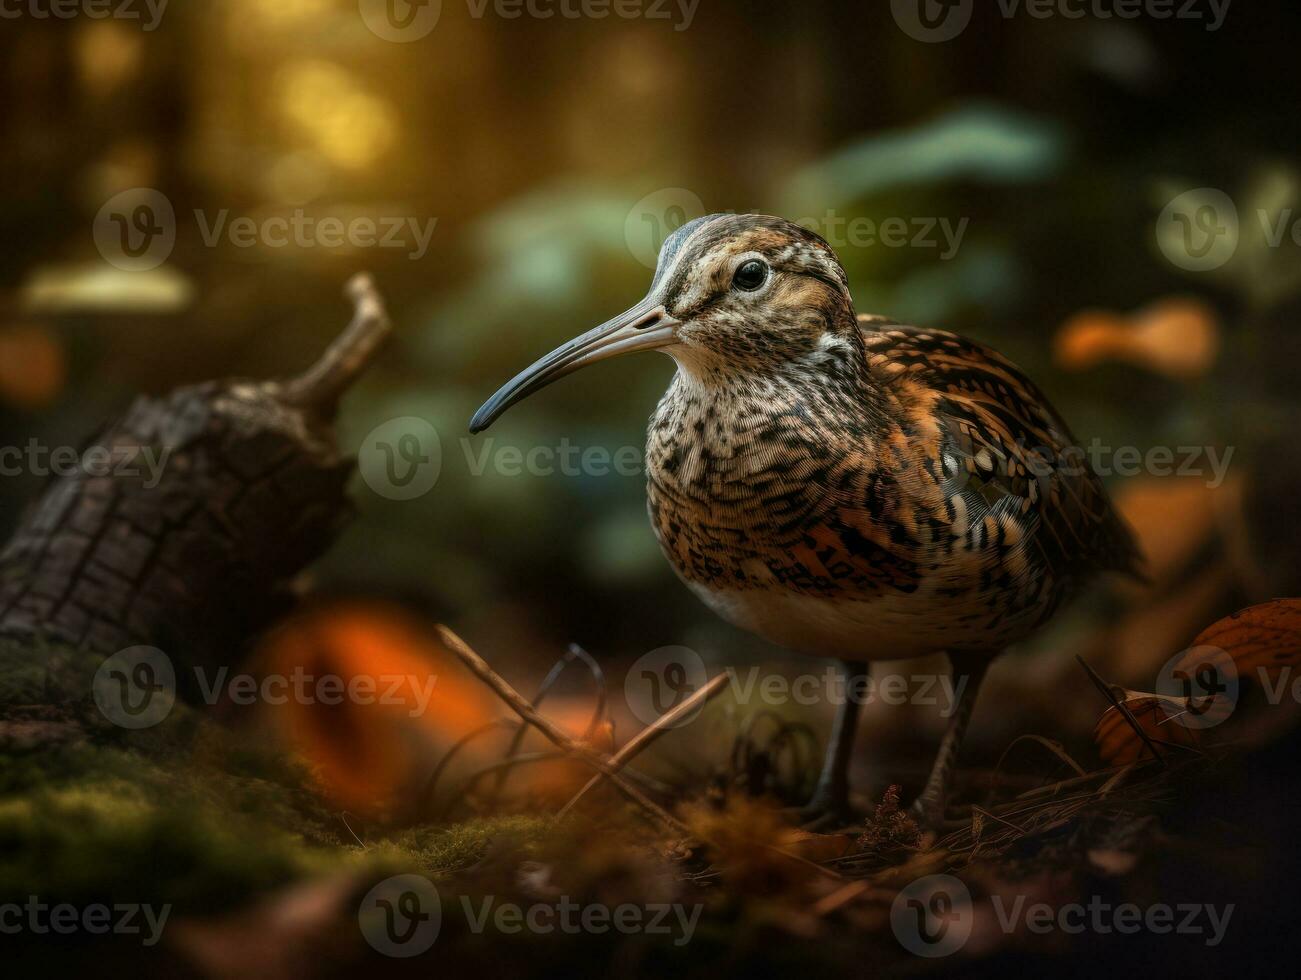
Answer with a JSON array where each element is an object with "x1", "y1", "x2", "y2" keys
[{"x1": 909, "y1": 793, "x2": 946, "y2": 831}]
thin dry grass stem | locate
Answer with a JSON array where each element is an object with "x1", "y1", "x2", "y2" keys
[
  {"x1": 1076, "y1": 654, "x2": 1169, "y2": 768},
  {"x1": 970, "y1": 805, "x2": 1028, "y2": 835},
  {"x1": 557, "y1": 673, "x2": 730, "y2": 822},
  {"x1": 436, "y1": 625, "x2": 689, "y2": 835},
  {"x1": 935, "y1": 760, "x2": 1184, "y2": 862},
  {"x1": 811, "y1": 879, "x2": 874, "y2": 916},
  {"x1": 772, "y1": 846, "x2": 846, "y2": 881},
  {"x1": 1005, "y1": 761, "x2": 1158, "y2": 804}
]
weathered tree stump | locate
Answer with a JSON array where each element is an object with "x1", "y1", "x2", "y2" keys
[{"x1": 0, "y1": 275, "x2": 391, "y2": 679}]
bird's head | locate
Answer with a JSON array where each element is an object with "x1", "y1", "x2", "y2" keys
[{"x1": 469, "y1": 213, "x2": 858, "y2": 433}]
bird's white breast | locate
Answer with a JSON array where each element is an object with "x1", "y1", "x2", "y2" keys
[{"x1": 685, "y1": 571, "x2": 1034, "y2": 662}]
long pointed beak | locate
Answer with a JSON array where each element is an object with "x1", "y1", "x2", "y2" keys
[{"x1": 469, "y1": 299, "x2": 680, "y2": 433}]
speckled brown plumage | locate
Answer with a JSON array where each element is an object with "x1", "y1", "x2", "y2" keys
[
  {"x1": 646, "y1": 315, "x2": 1140, "y2": 659},
  {"x1": 639, "y1": 215, "x2": 1139, "y2": 664},
  {"x1": 470, "y1": 212, "x2": 1142, "y2": 823}
]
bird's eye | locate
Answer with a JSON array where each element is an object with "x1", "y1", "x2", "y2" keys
[{"x1": 732, "y1": 259, "x2": 769, "y2": 292}]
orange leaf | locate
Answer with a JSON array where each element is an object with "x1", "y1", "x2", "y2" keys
[
  {"x1": 1093, "y1": 693, "x2": 1203, "y2": 766},
  {"x1": 253, "y1": 600, "x2": 505, "y2": 813},
  {"x1": 1055, "y1": 298, "x2": 1219, "y2": 380},
  {"x1": 1184, "y1": 598, "x2": 1301, "y2": 680},
  {"x1": 1093, "y1": 600, "x2": 1301, "y2": 765}
]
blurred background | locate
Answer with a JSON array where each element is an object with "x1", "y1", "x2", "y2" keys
[{"x1": 1, "y1": 0, "x2": 1298, "y2": 798}]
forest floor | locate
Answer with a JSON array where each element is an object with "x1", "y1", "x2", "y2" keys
[{"x1": 2, "y1": 635, "x2": 1296, "y2": 978}]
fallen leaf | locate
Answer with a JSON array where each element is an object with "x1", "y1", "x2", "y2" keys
[
  {"x1": 1183, "y1": 598, "x2": 1301, "y2": 679},
  {"x1": 1093, "y1": 692, "x2": 1204, "y2": 765},
  {"x1": 1055, "y1": 297, "x2": 1219, "y2": 379},
  {"x1": 253, "y1": 599, "x2": 505, "y2": 815},
  {"x1": 1092, "y1": 600, "x2": 1301, "y2": 764}
]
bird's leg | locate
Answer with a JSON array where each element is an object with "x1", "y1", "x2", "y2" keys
[
  {"x1": 912, "y1": 653, "x2": 991, "y2": 828},
  {"x1": 800, "y1": 658, "x2": 868, "y2": 827}
]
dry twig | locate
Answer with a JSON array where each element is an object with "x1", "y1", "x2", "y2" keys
[
  {"x1": 436, "y1": 625, "x2": 689, "y2": 834},
  {"x1": 557, "y1": 673, "x2": 730, "y2": 821}
]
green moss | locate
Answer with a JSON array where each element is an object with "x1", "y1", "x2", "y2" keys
[
  {"x1": 0, "y1": 637, "x2": 564, "y2": 918},
  {"x1": 373, "y1": 813, "x2": 555, "y2": 874}
]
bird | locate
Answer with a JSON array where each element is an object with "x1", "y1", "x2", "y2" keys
[{"x1": 470, "y1": 212, "x2": 1142, "y2": 826}]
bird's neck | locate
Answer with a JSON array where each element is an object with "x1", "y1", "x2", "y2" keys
[{"x1": 663, "y1": 327, "x2": 887, "y2": 432}]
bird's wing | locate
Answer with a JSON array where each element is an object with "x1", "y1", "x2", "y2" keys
[{"x1": 856, "y1": 316, "x2": 1143, "y2": 586}]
